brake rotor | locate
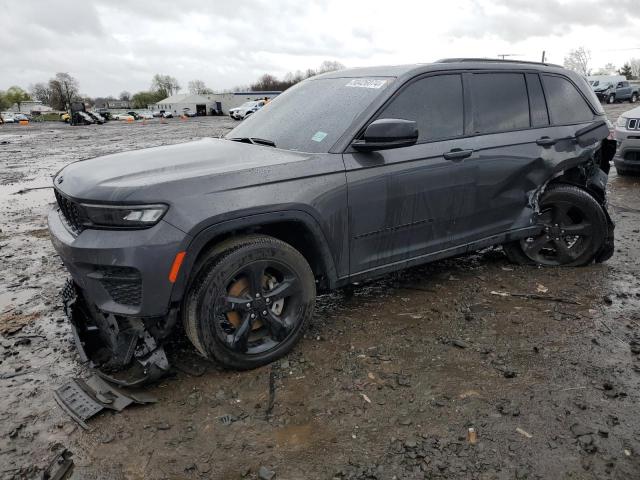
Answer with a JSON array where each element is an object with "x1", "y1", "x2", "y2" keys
[{"x1": 225, "y1": 274, "x2": 284, "y2": 330}]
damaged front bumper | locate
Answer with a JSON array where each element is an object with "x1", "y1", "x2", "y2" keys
[{"x1": 62, "y1": 280, "x2": 173, "y2": 385}]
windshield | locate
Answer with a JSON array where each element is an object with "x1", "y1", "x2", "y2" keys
[{"x1": 228, "y1": 76, "x2": 393, "y2": 153}]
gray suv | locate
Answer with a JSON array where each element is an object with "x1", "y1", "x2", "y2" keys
[
  {"x1": 614, "y1": 105, "x2": 640, "y2": 175},
  {"x1": 48, "y1": 59, "x2": 616, "y2": 382}
]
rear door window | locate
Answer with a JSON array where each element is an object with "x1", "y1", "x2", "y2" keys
[
  {"x1": 470, "y1": 73, "x2": 530, "y2": 134},
  {"x1": 376, "y1": 74, "x2": 464, "y2": 142},
  {"x1": 542, "y1": 75, "x2": 594, "y2": 125}
]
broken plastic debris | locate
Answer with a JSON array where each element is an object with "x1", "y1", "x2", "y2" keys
[
  {"x1": 516, "y1": 427, "x2": 533, "y2": 438},
  {"x1": 536, "y1": 284, "x2": 549, "y2": 293},
  {"x1": 53, "y1": 374, "x2": 157, "y2": 430},
  {"x1": 467, "y1": 427, "x2": 478, "y2": 444}
]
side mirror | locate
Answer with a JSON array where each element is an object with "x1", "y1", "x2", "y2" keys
[{"x1": 352, "y1": 118, "x2": 418, "y2": 151}]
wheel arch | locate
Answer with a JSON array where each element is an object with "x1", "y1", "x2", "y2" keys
[{"x1": 170, "y1": 210, "x2": 338, "y2": 303}]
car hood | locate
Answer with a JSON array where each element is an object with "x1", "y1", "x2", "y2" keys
[
  {"x1": 620, "y1": 106, "x2": 640, "y2": 119},
  {"x1": 54, "y1": 138, "x2": 314, "y2": 203}
]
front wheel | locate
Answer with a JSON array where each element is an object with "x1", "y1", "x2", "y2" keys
[
  {"x1": 503, "y1": 185, "x2": 608, "y2": 267},
  {"x1": 630, "y1": 93, "x2": 638, "y2": 104},
  {"x1": 183, "y1": 235, "x2": 316, "y2": 369}
]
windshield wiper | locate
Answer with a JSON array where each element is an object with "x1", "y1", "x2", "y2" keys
[{"x1": 229, "y1": 137, "x2": 276, "y2": 147}]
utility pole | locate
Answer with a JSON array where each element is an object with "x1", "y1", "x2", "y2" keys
[{"x1": 541, "y1": 50, "x2": 546, "y2": 63}]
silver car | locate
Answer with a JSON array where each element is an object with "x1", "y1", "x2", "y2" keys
[{"x1": 614, "y1": 106, "x2": 640, "y2": 175}]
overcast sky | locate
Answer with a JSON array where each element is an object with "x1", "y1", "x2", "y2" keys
[{"x1": 2, "y1": 0, "x2": 640, "y2": 97}]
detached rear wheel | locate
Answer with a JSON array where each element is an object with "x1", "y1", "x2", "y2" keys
[
  {"x1": 504, "y1": 185, "x2": 607, "y2": 267},
  {"x1": 183, "y1": 235, "x2": 315, "y2": 369}
]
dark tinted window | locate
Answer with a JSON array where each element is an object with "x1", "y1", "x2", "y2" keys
[
  {"x1": 542, "y1": 75, "x2": 594, "y2": 124},
  {"x1": 526, "y1": 73, "x2": 549, "y2": 127},
  {"x1": 471, "y1": 73, "x2": 529, "y2": 134},
  {"x1": 377, "y1": 74, "x2": 463, "y2": 142}
]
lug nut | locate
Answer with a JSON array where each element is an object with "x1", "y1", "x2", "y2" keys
[
  {"x1": 262, "y1": 310, "x2": 268, "y2": 316},
  {"x1": 250, "y1": 313, "x2": 256, "y2": 319},
  {"x1": 266, "y1": 298, "x2": 271, "y2": 303},
  {"x1": 256, "y1": 293, "x2": 261, "y2": 298},
  {"x1": 246, "y1": 302, "x2": 251, "y2": 308}
]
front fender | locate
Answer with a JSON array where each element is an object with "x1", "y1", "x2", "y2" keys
[{"x1": 169, "y1": 209, "x2": 339, "y2": 302}]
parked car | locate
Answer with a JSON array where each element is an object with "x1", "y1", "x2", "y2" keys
[
  {"x1": 76, "y1": 111, "x2": 95, "y2": 125},
  {"x1": 87, "y1": 112, "x2": 106, "y2": 124},
  {"x1": 230, "y1": 100, "x2": 265, "y2": 120},
  {"x1": 594, "y1": 80, "x2": 639, "y2": 104},
  {"x1": 137, "y1": 111, "x2": 154, "y2": 119},
  {"x1": 14, "y1": 113, "x2": 31, "y2": 121},
  {"x1": 182, "y1": 108, "x2": 197, "y2": 117},
  {"x1": 161, "y1": 111, "x2": 173, "y2": 118},
  {"x1": 1, "y1": 112, "x2": 16, "y2": 123},
  {"x1": 152, "y1": 110, "x2": 163, "y2": 118},
  {"x1": 112, "y1": 113, "x2": 134, "y2": 121},
  {"x1": 614, "y1": 105, "x2": 640, "y2": 175},
  {"x1": 48, "y1": 59, "x2": 615, "y2": 382},
  {"x1": 127, "y1": 111, "x2": 142, "y2": 120},
  {"x1": 60, "y1": 112, "x2": 70, "y2": 123}
]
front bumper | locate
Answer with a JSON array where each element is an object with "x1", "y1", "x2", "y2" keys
[
  {"x1": 62, "y1": 279, "x2": 172, "y2": 385},
  {"x1": 48, "y1": 206, "x2": 189, "y2": 317},
  {"x1": 614, "y1": 133, "x2": 640, "y2": 172}
]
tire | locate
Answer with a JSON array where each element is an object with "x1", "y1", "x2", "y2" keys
[
  {"x1": 182, "y1": 235, "x2": 316, "y2": 369},
  {"x1": 630, "y1": 93, "x2": 638, "y2": 104},
  {"x1": 503, "y1": 184, "x2": 608, "y2": 267},
  {"x1": 607, "y1": 94, "x2": 616, "y2": 104}
]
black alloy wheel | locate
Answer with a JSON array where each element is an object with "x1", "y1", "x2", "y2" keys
[
  {"x1": 183, "y1": 235, "x2": 315, "y2": 369},
  {"x1": 504, "y1": 185, "x2": 607, "y2": 267}
]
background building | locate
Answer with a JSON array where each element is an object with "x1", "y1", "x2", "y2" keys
[{"x1": 152, "y1": 91, "x2": 281, "y2": 116}]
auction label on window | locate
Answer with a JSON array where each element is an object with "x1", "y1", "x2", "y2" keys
[
  {"x1": 311, "y1": 131, "x2": 328, "y2": 142},
  {"x1": 345, "y1": 79, "x2": 387, "y2": 89}
]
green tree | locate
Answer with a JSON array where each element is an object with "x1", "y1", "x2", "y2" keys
[
  {"x1": 131, "y1": 90, "x2": 164, "y2": 109},
  {"x1": 0, "y1": 91, "x2": 11, "y2": 110},
  {"x1": 619, "y1": 63, "x2": 633, "y2": 80},
  {"x1": 5, "y1": 86, "x2": 31, "y2": 111}
]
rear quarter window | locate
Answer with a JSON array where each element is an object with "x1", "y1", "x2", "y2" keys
[{"x1": 542, "y1": 75, "x2": 594, "y2": 125}]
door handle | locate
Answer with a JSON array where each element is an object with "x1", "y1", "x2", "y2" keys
[
  {"x1": 443, "y1": 148, "x2": 473, "y2": 161},
  {"x1": 536, "y1": 136, "x2": 557, "y2": 147}
]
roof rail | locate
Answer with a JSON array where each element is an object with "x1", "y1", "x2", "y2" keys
[{"x1": 436, "y1": 58, "x2": 563, "y2": 68}]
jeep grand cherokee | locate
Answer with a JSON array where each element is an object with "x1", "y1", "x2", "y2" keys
[{"x1": 48, "y1": 59, "x2": 616, "y2": 382}]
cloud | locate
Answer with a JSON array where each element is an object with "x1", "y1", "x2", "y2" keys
[
  {"x1": 1, "y1": 0, "x2": 639, "y2": 96},
  {"x1": 451, "y1": 0, "x2": 640, "y2": 41}
]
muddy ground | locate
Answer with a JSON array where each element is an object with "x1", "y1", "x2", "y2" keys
[{"x1": 1, "y1": 105, "x2": 639, "y2": 480}]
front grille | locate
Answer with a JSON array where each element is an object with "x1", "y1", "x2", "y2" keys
[
  {"x1": 54, "y1": 189, "x2": 85, "y2": 234},
  {"x1": 95, "y1": 266, "x2": 142, "y2": 306},
  {"x1": 624, "y1": 151, "x2": 640, "y2": 162}
]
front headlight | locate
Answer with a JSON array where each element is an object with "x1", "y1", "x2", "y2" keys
[
  {"x1": 616, "y1": 116, "x2": 627, "y2": 128},
  {"x1": 82, "y1": 204, "x2": 168, "y2": 228}
]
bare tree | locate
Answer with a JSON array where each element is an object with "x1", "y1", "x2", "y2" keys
[
  {"x1": 151, "y1": 74, "x2": 181, "y2": 98},
  {"x1": 630, "y1": 58, "x2": 640, "y2": 79},
  {"x1": 30, "y1": 82, "x2": 52, "y2": 105},
  {"x1": 593, "y1": 63, "x2": 617, "y2": 76},
  {"x1": 187, "y1": 79, "x2": 213, "y2": 95},
  {"x1": 317, "y1": 60, "x2": 346, "y2": 74},
  {"x1": 4, "y1": 86, "x2": 31, "y2": 111},
  {"x1": 563, "y1": 47, "x2": 591, "y2": 76},
  {"x1": 48, "y1": 73, "x2": 79, "y2": 110},
  {"x1": 119, "y1": 91, "x2": 131, "y2": 101}
]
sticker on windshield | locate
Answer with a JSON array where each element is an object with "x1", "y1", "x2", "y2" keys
[
  {"x1": 345, "y1": 79, "x2": 387, "y2": 89},
  {"x1": 311, "y1": 131, "x2": 328, "y2": 142}
]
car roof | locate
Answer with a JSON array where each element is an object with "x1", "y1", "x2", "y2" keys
[{"x1": 317, "y1": 59, "x2": 567, "y2": 80}]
